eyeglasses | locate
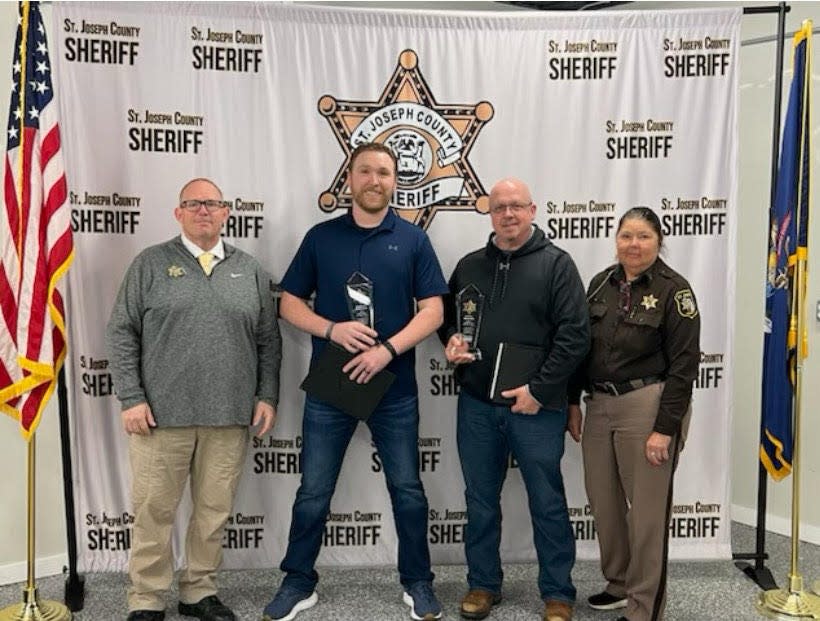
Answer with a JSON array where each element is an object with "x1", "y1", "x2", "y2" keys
[
  {"x1": 179, "y1": 199, "x2": 229, "y2": 212},
  {"x1": 489, "y1": 203, "x2": 531, "y2": 215}
]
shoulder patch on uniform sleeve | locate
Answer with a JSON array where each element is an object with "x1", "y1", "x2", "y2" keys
[{"x1": 673, "y1": 289, "x2": 698, "y2": 318}]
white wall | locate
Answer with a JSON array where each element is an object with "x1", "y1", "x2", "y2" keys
[{"x1": 0, "y1": 0, "x2": 818, "y2": 584}]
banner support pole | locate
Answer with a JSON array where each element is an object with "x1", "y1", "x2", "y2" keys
[
  {"x1": 57, "y1": 367, "x2": 84, "y2": 612},
  {"x1": 733, "y1": 0, "x2": 789, "y2": 592}
]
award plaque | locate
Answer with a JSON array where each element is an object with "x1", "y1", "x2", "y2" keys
[
  {"x1": 456, "y1": 284, "x2": 484, "y2": 360},
  {"x1": 346, "y1": 272, "x2": 375, "y2": 328}
]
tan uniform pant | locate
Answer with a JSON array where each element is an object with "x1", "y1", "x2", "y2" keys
[
  {"x1": 581, "y1": 383, "x2": 690, "y2": 621},
  {"x1": 127, "y1": 425, "x2": 249, "y2": 612}
]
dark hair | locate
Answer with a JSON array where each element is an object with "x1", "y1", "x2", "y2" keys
[
  {"x1": 348, "y1": 142, "x2": 397, "y2": 174},
  {"x1": 617, "y1": 206, "x2": 663, "y2": 249}
]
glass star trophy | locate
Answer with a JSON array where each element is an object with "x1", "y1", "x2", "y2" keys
[
  {"x1": 456, "y1": 284, "x2": 484, "y2": 360},
  {"x1": 346, "y1": 271, "x2": 375, "y2": 328}
]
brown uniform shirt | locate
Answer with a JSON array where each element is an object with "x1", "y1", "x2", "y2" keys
[{"x1": 571, "y1": 258, "x2": 700, "y2": 435}]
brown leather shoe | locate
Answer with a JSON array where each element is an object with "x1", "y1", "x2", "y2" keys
[
  {"x1": 460, "y1": 589, "x2": 502, "y2": 619},
  {"x1": 543, "y1": 599, "x2": 573, "y2": 621}
]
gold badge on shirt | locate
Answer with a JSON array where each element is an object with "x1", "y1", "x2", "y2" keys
[
  {"x1": 641, "y1": 294, "x2": 659, "y2": 310},
  {"x1": 167, "y1": 265, "x2": 186, "y2": 278}
]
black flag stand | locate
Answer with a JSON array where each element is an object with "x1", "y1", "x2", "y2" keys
[
  {"x1": 730, "y1": 1, "x2": 789, "y2": 592},
  {"x1": 58, "y1": 367, "x2": 84, "y2": 611}
]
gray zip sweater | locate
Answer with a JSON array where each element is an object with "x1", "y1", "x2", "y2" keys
[{"x1": 106, "y1": 236, "x2": 281, "y2": 427}]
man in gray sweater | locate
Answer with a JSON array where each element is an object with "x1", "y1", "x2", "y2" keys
[{"x1": 106, "y1": 177, "x2": 281, "y2": 621}]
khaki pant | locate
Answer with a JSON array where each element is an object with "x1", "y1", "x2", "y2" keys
[
  {"x1": 581, "y1": 383, "x2": 690, "y2": 621},
  {"x1": 127, "y1": 425, "x2": 248, "y2": 612}
]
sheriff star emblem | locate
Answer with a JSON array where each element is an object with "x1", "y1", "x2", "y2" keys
[
  {"x1": 318, "y1": 49, "x2": 494, "y2": 230},
  {"x1": 462, "y1": 300, "x2": 477, "y2": 315},
  {"x1": 641, "y1": 294, "x2": 659, "y2": 310}
]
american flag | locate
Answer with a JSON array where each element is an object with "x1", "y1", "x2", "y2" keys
[{"x1": 0, "y1": 1, "x2": 72, "y2": 439}]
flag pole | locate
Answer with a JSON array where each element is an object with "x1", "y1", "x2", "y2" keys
[
  {"x1": 0, "y1": 437, "x2": 71, "y2": 621},
  {"x1": 756, "y1": 19, "x2": 820, "y2": 620}
]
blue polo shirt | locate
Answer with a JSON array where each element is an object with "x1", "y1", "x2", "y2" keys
[{"x1": 281, "y1": 209, "x2": 448, "y2": 400}]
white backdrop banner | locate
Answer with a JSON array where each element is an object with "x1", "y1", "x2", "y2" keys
[{"x1": 52, "y1": 1, "x2": 739, "y2": 572}]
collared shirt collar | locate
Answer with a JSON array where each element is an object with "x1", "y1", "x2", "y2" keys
[
  {"x1": 613, "y1": 259, "x2": 659, "y2": 285},
  {"x1": 344, "y1": 207, "x2": 398, "y2": 233},
  {"x1": 180, "y1": 234, "x2": 225, "y2": 261}
]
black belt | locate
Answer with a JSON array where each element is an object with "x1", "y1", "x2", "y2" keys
[{"x1": 591, "y1": 375, "x2": 663, "y2": 397}]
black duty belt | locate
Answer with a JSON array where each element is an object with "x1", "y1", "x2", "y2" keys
[{"x1": 591, "y1": 375, "x2": 663, "y2": 397}]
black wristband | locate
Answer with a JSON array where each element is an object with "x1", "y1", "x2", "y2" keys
[
  {"x1": 382, "y1": 340, "x2": 398, "y2": 359},
  {"x1": 324, "y1": 322, "x2": 335, "y2": 340}
]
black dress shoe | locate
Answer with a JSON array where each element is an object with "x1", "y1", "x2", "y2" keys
[
  {"x1": 588, "y1": 591, "x2": 628, "y2": 610},
  {"x1": 178, "y1": 595, "x2": 236, "y2": 621},
  {"x1": 126, "y1": 611, "x2": 165, "y2": 621}
]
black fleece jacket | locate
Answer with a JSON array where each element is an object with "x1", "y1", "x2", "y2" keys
[{"x1": 439, "y1": 225, "x2": 590, "y2": 409}]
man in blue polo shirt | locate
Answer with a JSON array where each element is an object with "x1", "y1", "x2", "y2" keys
[{"x1": 262, "y1": 142, "x2": 448, "y2": 621}]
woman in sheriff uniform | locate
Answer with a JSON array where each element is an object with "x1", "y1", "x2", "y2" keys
[{"x1": 568, "y1": 207, "x2": 700, "y2": 621}]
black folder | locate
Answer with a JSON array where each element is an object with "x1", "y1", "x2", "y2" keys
[
  {"x1": 300, "y1": 343, "x2": 395, "y2": 421},
  {"x1": 489, "y1": 342, "x2": 546, "y2": 405}
]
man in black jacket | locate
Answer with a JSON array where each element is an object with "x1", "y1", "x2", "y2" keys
[{"x1": 439, "y1": 177, "x2": 589, "y2": 621}]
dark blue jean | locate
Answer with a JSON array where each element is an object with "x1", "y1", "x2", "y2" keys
[
  {"x1": 280, "y1": 395, "x2": 434, "y2": 592},
  {"x1": 456, "y1": 390, "x2": 576, "y2": 603}
]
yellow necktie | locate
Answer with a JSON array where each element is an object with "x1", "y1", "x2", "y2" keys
[{"x1": 198, "y1": 252, "x2": 214, "y2": 276}]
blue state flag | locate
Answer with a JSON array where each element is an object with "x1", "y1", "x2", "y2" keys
[{"x1": 760, "y1": 22, "x2": 811, "y2": 481}]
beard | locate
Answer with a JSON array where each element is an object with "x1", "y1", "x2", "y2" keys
[{"x1": 352, "y1": 186, "x2": 391, "y2": 213}]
